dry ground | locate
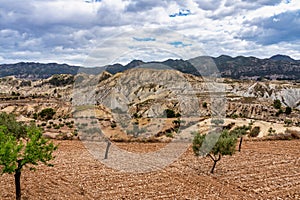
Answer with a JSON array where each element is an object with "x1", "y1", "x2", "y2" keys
[{"x1": 1, "y1": 140, "x2": 299, "y2": 199}]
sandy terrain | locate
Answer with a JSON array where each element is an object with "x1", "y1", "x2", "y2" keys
[
  {"x1": 197, "y1": 118, "x2": 300, "y2": 137},
  {"x1": 1, "y1": 139, "x2": 299, "y2": 200}
]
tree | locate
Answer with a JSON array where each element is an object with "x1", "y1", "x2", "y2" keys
[
  {"x1": 38, "y1": 108, "x2": 56, "y2": 120},
  {"x1": 0, "y1": 113, "x2": 27, "y2": 139},
  {"x1": 249, "y1": 126, "x2": 260, "y2": 137},
  {"x1": 193, "y1": 130, "x2": 238, "y2": 173},
  {"x1": 285, "y1": 107, "x2": 292, "y2": 115},
  {"x1": 0, "y1": 113, "x2": 57, "y2": 200},
  {"x1": 273, "y1": 99, "x2": 281, "y2": 109},
  {"x1": 164, "y1": 109, "x2": 176, "y2": 118},
  {"x1": 229, "y1": 125, "x2": 251, "y2": 152}
]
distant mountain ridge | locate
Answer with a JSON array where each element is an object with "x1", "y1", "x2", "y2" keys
[{"x1": 1, "y1": 55, "x2": 299, "y2": 80}]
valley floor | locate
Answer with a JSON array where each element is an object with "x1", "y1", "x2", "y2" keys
[{"x1": 1, "y1": 140, "x2": 299, "y2": 199}]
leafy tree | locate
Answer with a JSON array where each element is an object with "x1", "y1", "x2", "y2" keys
[
  {"x1": 273, "y1": 99, "x2": 281, "y2": 109},
  {"x1": 193, "y1": 130, "x2": 238, "y2": 173},
  {"x1": 0, "y1": 113, "x2": 57, "y2": 200},
  {"x1": 285, "y1": 107, "x2": 292, "y2": 115},
  {"x1": 249, "y1": 126, "x2": 260, "y2": 137},
  {"x1": 38, "y1": 108, "x2": 56, "y2": 120},
  {"x1": 0, "y1": 113, "x2": 26, "y2": 139},
  {"x1": 229, "y1": 125, "x2": 251, "y2": 152},
  {"x1": 275, "y1": 108, "x2": 283, "y2": 117},
  {"x1": 164, "y1": 109, "x2": 176, "y2": 118}
]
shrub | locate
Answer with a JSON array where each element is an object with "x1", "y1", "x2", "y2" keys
[
  {"x1": 284, "y1": 119, "x2": 292, "y2": 126},
  {"x1": 229, "y1": 125, "x2": 250, "y2": 137},
  {"x1": 249, "y1": 126, "x2": 260, "y2": 137},
  {"x1": 211, "y1": 119, "x2": 224, "y2": 126},
  {"x1": 276, "y1": 109, "x2": 283, "y2": 116},
  {"x1": 268, "y1": 127, "x2": 276, "y2": 135},
  {"x1": 111, "y1": 122, "x2": 117, "y2": 128},
  {"x1": 164, "y1": 109, "x2": 176, "y2": 118},
  {"x1": 285, "y1": 107, "x2": 292, "y2": 115},
  {"x1": 273, "y1": 99, "x2": 281, "y2": 109},
  {"x1": 39, "y1": 108, "x2": 56, "y2": 120}
]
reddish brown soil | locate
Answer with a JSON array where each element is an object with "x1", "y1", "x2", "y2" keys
[{"x1": 1, "y1": 140, "x2": 299, "y2": 199}]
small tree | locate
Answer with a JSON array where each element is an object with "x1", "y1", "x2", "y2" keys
[
  {"x1": 229, "y1": 125, "x2": 251, "y2": 152},
  {"x1": 249, "y1": 126, "x2": 260, "y2": 137},
  {"x1": 164, "y1": 109, "x2": 176, "y2": 118},
  {"x1": 0, "y1": 113, "x2": 57, "y2": 200},
  {"x1": 193, "y1": 130, "x2": 237, "y2": 173},
  {"x1": 285, "y1": 107, "x2": 292, "y2": 115},
  {"x1": 38, "y1": 108, "x2": 56, "y2": 120},
  {"x1": 273, "y1": 99, "x2": 281, "y2": 109}
]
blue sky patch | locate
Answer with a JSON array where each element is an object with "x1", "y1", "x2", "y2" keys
[
  {"x1": 168, "y1": 41, "x2": 192, "y2": 47},
  {"x1": 133, "y1": 37, "x2": 156, "y2": 42},
  {"x1": 169, "y1": 9, "x2": 191, "y2": 17}
]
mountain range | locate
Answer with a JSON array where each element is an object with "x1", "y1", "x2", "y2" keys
[{"x1": 0, "y1": 54, "x2": 299, "y2": 80}]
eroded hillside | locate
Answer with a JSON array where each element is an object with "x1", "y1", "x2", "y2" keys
[{"x1": 0, "y1": 69, "x2": 299, "y2": 140}]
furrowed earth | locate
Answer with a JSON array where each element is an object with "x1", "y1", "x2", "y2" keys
[{"x1": 1, "y1": 140, "x2": 299, "y2": 200}]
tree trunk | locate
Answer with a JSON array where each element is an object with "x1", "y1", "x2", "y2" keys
[
  {"x1": 210, "y1": 160, "x2": 217, "y2": 174},
  {"x1": 238, "y1": 136, "x2": 243, "y2": 152},
  {"x1": 104, "y1": 140, "x2": 111, "y2": 159},
  {"x1": 15, "y1": 169, "x2": 21, "y2": 200},
  {"x1": 208, "y1": 154, "x2": 221, "y2": 174}
]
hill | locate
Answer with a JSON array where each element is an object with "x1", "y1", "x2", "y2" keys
[{"x1": 0, "y1": 55, "x2": 299, "y2": 80}]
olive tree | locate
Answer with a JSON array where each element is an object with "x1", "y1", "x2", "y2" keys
[
  {"x1": 0, "y1": 113, "x2": 57, "y2": 200},
  {"x1": 192, "y1": 130, "x2": 238, "y2": 174}
]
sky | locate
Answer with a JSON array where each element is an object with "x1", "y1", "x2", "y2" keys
[{"x1": 0, "y1": 0, "x2": 300, "y2": 66}]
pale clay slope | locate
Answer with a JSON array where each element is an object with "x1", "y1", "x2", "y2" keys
[{"x1": 0, "y1": 69, "x2": 299, "y2": 139}]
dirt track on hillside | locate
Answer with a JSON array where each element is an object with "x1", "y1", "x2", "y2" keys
[{"x1": 1, "y1": 140, "x2": 299, "y2": 199}]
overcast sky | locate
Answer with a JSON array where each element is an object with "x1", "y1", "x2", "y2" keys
[{"x1": 0, "y1": 0, "x2": 299, "y2": 66}]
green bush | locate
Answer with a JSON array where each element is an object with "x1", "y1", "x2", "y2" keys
[
  {"x1": 285, "y1": 107, "x2": 292, "y2": 115},
  {"x1": 249, "y1": 126, "x2": 260, "y2": 137},
  {"x1": 229, "y1": 125, "x2": 250, "y2": 137},
  {"x1": 39, "y1": 108, "x2": 56, "y2": 120},
  {"x1": 211, "y1": 119, "x2": 224, "y2": 126},
  {"x1": 284, "y1": 119, "x2": 292, "y2": 126},
  {"x1": 273, "y1": 99, "x2": 281, "y2": 109},
  {"x1": 164, "y1": 109, "x2": 176, "y2": 118},
  {"x1": 111, "y1": 122, "x2": 117, "y2": 128}
]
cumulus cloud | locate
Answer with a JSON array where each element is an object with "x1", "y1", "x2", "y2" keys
[
  {"x1": 239, "y1": 10, "x2": 300, "y2": 45},
  {"x1": 0, "y1": 0, "x2": 299, "y2": 65}
]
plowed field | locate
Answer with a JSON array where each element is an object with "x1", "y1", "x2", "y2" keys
[{"x1": 1, "y1": 140, "x2": 299, "y2": 199}]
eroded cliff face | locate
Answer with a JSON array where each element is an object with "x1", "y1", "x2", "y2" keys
[{"x1": 0, "y1": 69, "x2": 299, "y2": 126}]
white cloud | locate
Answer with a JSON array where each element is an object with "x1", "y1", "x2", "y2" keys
[{"x1": 0, "y1": 0, "x2": 299, "y2": 65}]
